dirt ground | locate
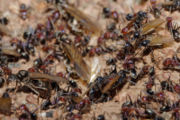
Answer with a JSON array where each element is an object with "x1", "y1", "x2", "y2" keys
[{"x1": 0, "y1": 0, "x2": 180, "y2": 120}]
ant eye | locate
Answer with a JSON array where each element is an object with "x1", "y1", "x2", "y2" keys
[
  {"x1": 134, "y1": 31, "x2": 140, "y2": 38},
  {"x1": 140, "y1": 40, "x2": 150, "y2": 46}
]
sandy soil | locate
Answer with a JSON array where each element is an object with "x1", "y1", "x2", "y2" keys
[{"x1": 0, "y1": 0, "x2": 180, "y2": 120}]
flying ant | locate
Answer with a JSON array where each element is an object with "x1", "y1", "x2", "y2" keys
[
  {"x1": 87, "y1": 70, "x2": 127, "y2": 102},
  {"x1": 136, "y1": 35, "x2": 173, "y2": 59},
  {"x1": 0, "y1": 92, "x2": 11, "y2": 115},
  {"x1": 15, "y1": 70, "x2": 50, "y2": 98},
  {"x1": 141, "y1": 18, "x2": 165, "y2": 35},
  {"x1": 62, "y1": 43, "x2": 91, "y2": 86},
  {"x1": 28, "y1": 72, "x2": 67, "y2": 83},
  {"x1": 0, "y1": 47, "x2": 21, "y2": 57},
  {"x1": 14, "y1": 70, "x2": 67, "y2": 98},
  {"x1": 162, "y1": 0, "x2": 180, "y2": 13},
  {"x1": 131, "y1": 19, "x2": 166, "y2": 56},
  {"x1": 128, "y1": 11, "x2": 147, "y2": 29},
  {"x1": 87, "y1": 76, "x2": 106, "y2": 101},
  {"x1": 58, "y1": 3, "x2": 102, "y2": 36}
]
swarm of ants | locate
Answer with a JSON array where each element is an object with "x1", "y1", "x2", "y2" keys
[{"x1": 0, "y1": 0, "x2": 180, "y2": 119}]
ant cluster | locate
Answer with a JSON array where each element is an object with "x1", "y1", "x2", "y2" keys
[{"x1": 0, "y1": 0, "x2": 179, "y2": 119}]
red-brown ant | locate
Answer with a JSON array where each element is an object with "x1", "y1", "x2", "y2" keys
[
  {"x1": 163, "y1": 57, "x2": 180, "y2": 70},
  {"x1": 19, "y1": 3, "x2": 29, "y2": 20}
]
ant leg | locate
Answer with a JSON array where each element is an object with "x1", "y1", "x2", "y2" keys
[
  {"x1": 24, "y1": 84, "x2": 40, "y2": 97},
  {"x1": 14, "y1": 81, "x2": 22, "y2": 94},
  {"x1": 27, "y1": 84, "x2": 41, "y2": 104}
]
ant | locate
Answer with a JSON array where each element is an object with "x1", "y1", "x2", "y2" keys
[
  {"x1": 65, "y1": 112, "x2": 82, "y2": 120},
  {"x1": 121, "y1": 96, "x2": 140, "y2": 119},
  {"x1": 60, "y1": 3, "x2": 102, "y2": 36},
  {"x1": 75, "y1": 98, "x2": 91, "y2": 114},
  {"x1": 102, "y1": 7, "x2": 111, "y2": 18},
  {"x1": 171, "y1": 105, "x2": 180, "y2": 120},
  {"x1": 143, "y1": 108, "x2": 156, "y2": 119},
  {"x1": 88, "y1": 70, "x2": 127, "y2": 102},
  {"x1": 123, "y1": 55, "x2": 136, "y2": 70},
  {"x1": 160, "y1": 101, "x2": 172, "y2": 113},
  {"x1": 146, "y1": 79, "x2": 155, "y2": 95},
  {"x1": 15, "y1": 70, "x2": 66, "y2": 98},
  {"x1": 149, "y1": 0, "x2": 161, "y2": 18},
  {"x1": 172, "y1": 25, "x2": 180, "y2": 42},
  {"x1": 166, "y1": 17, "x2": 180, "y2": 42},
  {"x1": 153, "y1": 91, "x2": 165, "y2": 103},
  {"x1": 161, "y1": 80, "x2": 173, "y2": 92},
  {"x1": 163, "y1": 57, "x2": 180, "y2": 70},
  {"x1": 19, "y1": 3, "x2": 29, "y2": 20},
  {"x1": 111, "y1": 10, "x2": 119, "y2": 22}
]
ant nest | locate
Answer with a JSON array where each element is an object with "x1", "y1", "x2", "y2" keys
[{"x1": 0, "y1": 0, "x2": 180, "y2": 120}]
